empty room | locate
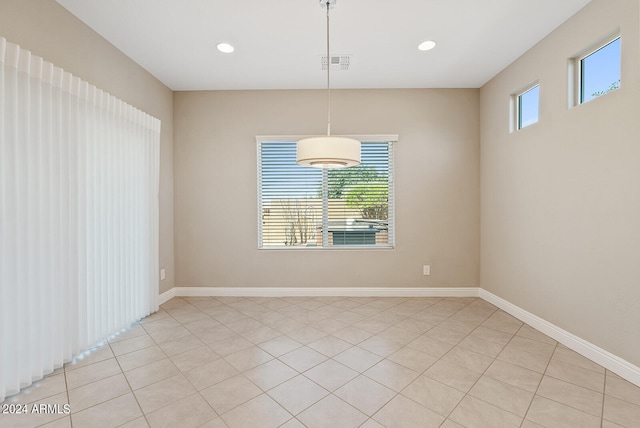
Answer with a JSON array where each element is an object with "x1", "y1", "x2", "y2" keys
[{"x1": 1, "y1": 0, "x2": 639, "y2": 427}]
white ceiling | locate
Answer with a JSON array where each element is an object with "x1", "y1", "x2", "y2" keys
[{"x1": 56, "y1": 0, "x2": 592, "y2": 91}]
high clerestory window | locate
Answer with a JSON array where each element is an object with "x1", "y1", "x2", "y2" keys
[
  {"x1": 257, "y1": 136, "x2": 396, "y2": 249},
  {"x1": 573, "y1": 36, "x2": 621, "y2": 105}
]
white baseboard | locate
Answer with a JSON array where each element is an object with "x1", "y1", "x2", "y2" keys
[
  {"x1": 158, "y1": 287, "x2": 176, "y2": 305},
  {"x1": 157, "y1": 285, "x2": 640, "y2": 387},
  {"x1": 479, "y1": 289, "x2": 640, "y2": 387},
  {"x1": 169, "y1": 286, "x2": 480, "y2": 298}
]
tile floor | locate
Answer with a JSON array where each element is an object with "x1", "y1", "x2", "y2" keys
[{"x1": 2, "y1": 296, "x2": 640, "y2": 428}]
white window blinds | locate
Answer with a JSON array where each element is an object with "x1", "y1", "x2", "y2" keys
[{"x1": 258, "y1": 137, "x2": 395, "y2": 249}]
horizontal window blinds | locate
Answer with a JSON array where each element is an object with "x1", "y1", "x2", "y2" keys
[{"x1": 258, "y1": 139, "x2": 394, "y2": 249}]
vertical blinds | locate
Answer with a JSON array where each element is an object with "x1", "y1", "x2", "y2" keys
[{"x1": 258, "y1": 139, "x2": 394, "y2": 248}]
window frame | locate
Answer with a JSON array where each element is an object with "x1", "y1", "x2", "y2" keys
[
  {"x1": 256, "y1": 134, "x2": 397, "y2": 250},
  {"x1": 569, "y1": 33, "x2": 621, "y2": 107},
  {"x1": 510, "y1": 81, "x2": 539, "y2": 133}
]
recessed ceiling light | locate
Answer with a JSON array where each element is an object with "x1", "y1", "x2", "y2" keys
[
  {"x1": 216, "y1": 42, "x2": 234, "y2": 53},
  {"x1": 418, "y1": 40, "x2": 437, "y2": 51}
]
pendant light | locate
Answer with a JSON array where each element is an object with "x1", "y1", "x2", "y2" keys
[{"x1": 296, "y1": 0, "x2": 360, "y2": 168}]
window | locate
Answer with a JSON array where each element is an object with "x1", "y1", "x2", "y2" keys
[
  {"x1": 517, "y1": 84, "x2": 540, "y2": 130},
  {"x1": 578, "y1": 36, "x2": 621, "y2": 104},
  {"x1": 257, "y1": 136, "x2": 395, "y2": 249}
]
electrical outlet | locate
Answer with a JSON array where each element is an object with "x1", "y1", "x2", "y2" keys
[
  {"x1": 423, "y1": 265, "x2": 431, "y2": 276},
  {"x1": 160, "y1": 268, "x2": 166, "y2": 280}
]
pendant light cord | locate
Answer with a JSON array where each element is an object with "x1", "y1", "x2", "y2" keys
[{"x1": 326, "y1": 1, "x2": 331, "y2": 136}]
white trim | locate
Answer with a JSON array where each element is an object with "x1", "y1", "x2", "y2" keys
[
  {"x1": 155, "y1": 285, "x2": 640, "y2": 387},
  {"x1": 158, "y1": 287, "x2": 176, "y2": 305},
  {"x1": 479, "y1": 289, "x2": 640, "y2": 387},
  {"x1": 169, "y1": 286, "x2": 479, "y2": 298}
]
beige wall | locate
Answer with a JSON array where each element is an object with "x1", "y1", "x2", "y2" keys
[
  {"x1": 174, "y1": 89, "x2": 480, "y2": 288},
  {"x1": 0, "y1": 0, "x2": 175, "y2": 293},
  {"x1": 480, "y1": 0, "x2": 640, "y2": 366}
]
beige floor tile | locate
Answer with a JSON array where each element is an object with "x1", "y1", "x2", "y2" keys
[
  {"x1": 536, "y1": 375, "x2": 603, "y2": 417},
  {"x1": 373, "y1": 394, "x2": 445, "y2": 427},
  {"x1": 545, "y1": 359, "x2": 605, "y2": 392},
  {"x1": 352, "y1": 318, "x2": 392, "y2": 334},
  {"x1": 220, "y1": 394, "x2": 292, "y2": 428},
  {"x1": 116, "y1": 346, "x2": 167, "y2": 372},
  {"x1": 457, "y1": 334, "x2": 505, "y2": 358},
  {"x1": 441, "y1": 346, "x2": 494, "y2": 374},
  {"x1": 393, "y1": 317, "x2": 433, "y2": 334},
  {"x1": 423, "y1": 326, "x2": 467, "y2": 345},
  {"x1": 602, "y1": 420, "x2": 627, "y2": 428},
  {"x1": 71, "y1": 393, "x2": 142, "y2": 428},
  {"x1": 516, "y1": 325, "x2": 557, "y2": 345},
  {"x1": 364, "y1": 359, "x2": 420, "y2": 392},
  {"x1": 68, "y1": 373, "x2": 131, "y2": 411},
  {"x1": 147, "y1": 325, "x2": 192, "y2": 345},
  {"x1": 287, "y1": 326, "x2": 327, "y2": 345},
  {"x1": 304, "y1": 359, "x2": 358, "y2": 391},
  {"x1": 146, "y1": 393, "x2": 217, "y2": 428},
  {"x1": 360, "y1": 418, "x2": 386, "y2": 428},
  {"x1": 66, "y1": 344, "x2": 115, "y2": 371},
  {"x1": 335, "y1": 375, "x2": 396, "y2": 416},
  {"x1": 376, "y1": 326, "x2": 420, "y2": 346},
  {"x1": 468, "y1": 326, "x2": 514, "y2": 346},
  {"x1": 279, "y1": 418, "x2": 306, "y2": 428},
  {"x1": 358, "y1": 335, "x2": 404, "y2": 357},
  {"x1": 387, "y1": 347, "x2": 438, "y2": 373},
  {"x1": 184, "y1": 357, "x2": 239, "y2": 390},
  {"x1": 497, "y1": 345, "x2": 552, "y2": 374},
  {"x1": 109, "y1": 334, "x2": 156, "y2": 356},
  {"x1": 133, "y1": 374, "x2": 196, "y2": 414},
  {"x1": 440, "y1": 420, "x2": 465, "y2": 428},
  {"x1": 468, "y1": 375, "x2": 534, "y2": 417},
  {"x1": 307, "y1": 336, "x2": 352, "y2": 357},
  {"x1": 200, "y1": 374, "x2": 262, "y2": 415},
  {"x1": 124, "y1": 358, "x2": 180, "y2": 390},
  {"x1": 438, "y1": 317, "x2": 482, "y2": 335},
  {"x1": 267, "y1": 375, "x2": 329, "y2": 415},
  {"x1": 119, "y1": 417, "x2": 150, "y2": 428},
  {"x1": 40, "y1": 416, "x2": 72, "y2": 428},
  {"x1": 331, "y1": 326, "x2": 373, "y2": 344},
  {"x1": 182, "y1": 318, "x2": 223, "y2": 336},
  {"x1": 406, "y1": 334, "x2": 454, "y2": 359},
  {"x1": 525, "y1": 395, "x2": 601, "y2": 428},
  {"x1": 226, "y1": 317, "x2": 264, "y2": 334},
  {"x1": 332, "y1": 348, "x2": 382, "y2": 375},
  {"x1": 481, "y1": 311, "x2": 523, "y2": 334},
  {"x1": 401, "y1": 375, "x2": 464, "y2": 417},
  {"x1": 311, "y1": 318, "x2": 348, "y2": 334},
  {"x1": 169, "y1": 345, "x2": 219, "y2": 372},
  {"x1": 193, "y1": 326, "x2": 237, "y2": 345},
  {"x1": 258, "y1": 335, "x2": 302, "y2": 357},
  {"x1": 157, "y1": 334, "x2": 204, "y2": 357},
  {"x1": 603, "y1": 395, "x2": 640, "y2": 428},
  {"x1": 241, "y1": 325, "x2": 281, "y2": 344},
  {"x1": 268, "y1": 317, "x2": 306, "y2": 335},
  {"x1": 424, "y1": 359, "x2": 481, "y2": 393},
  {"x1": 278, "y1": 346, "x2": 328, "y2": 372},
  {"x1": 243, "y1": 359, "x2": 297, "y2": 391},
  {"x1": 298, "y1": 394, "x2": 368, "y2": 428},
  {"x1": 450, "y1": 395, "x2": 522, "y2": 428},
  {"x1": 224, "y1": 346, "x2": 273, "y2": 372},
  {"x1": 484, "y1": 359, "x2": 543, "y2": 393},
  {"x1": 606, "y1": 372, "x2": 640, "y2": 406},
  {"x1": 65, "y1": 358, "x2": 122, "y2": 389},
  {"x1": 208, "y1": 334, "x2": 254, "y2": 357},
  {"x1": 551, "y1": 346, "x2": 606, "y2": 374},
  {"x1": 507, "y1": 336, "x2": 556, "y2": 359}
]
